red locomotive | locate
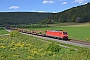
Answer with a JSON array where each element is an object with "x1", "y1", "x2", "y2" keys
[{"x1": 46, "y1": 30, "x2": 68, "y2": 40}]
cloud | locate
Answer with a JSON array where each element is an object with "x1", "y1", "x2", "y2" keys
[
  {"x1": 42, "y1": 0, "x2": 54, "y2": 4},
  {"x1": 38, "y1": 11, "x2": 45, "y2": 12},
  {"x1": 74, "y1": 0, "x2": 86, "y2": 3},
  {"x1": 84, "y1": 2, "x2": 88, "y2": 4},
  {"x1": 52, "y1": 12, "x2": 57, "y2": 13},
  {"x1": 59, "y1": 0, "x2": 67, "y2": 4},
  {"x1": 60, "y1": 0, "x2": 65, "y2": 1},
  {"x1": 30, "y1": 9, "x2": 45, "y2": 12},
  {"x1": 62, "y1": 2, "x2": 67, "y2": 4},
  {"x1": 9, "y1": 6, "x2": 19, "y2": 9}
]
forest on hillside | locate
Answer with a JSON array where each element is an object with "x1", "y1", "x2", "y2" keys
[
  {"x1": 0, "y1": 12, "x2": 54, "y2": 25},
  {"x1": 41, "y1": 2, "x2": 90, "y2": 24}
]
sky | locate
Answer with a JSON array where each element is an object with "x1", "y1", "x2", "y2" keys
[{"x1": 0, "y1": 0, "x2": 90, "y2": 13}]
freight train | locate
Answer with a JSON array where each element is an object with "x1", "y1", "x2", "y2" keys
[{"x1": 7, "y1": 27, "x2": 68, "y2": 40}]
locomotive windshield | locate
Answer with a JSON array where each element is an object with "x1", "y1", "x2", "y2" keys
[{"x1": 63, "y1": 32, "x2": 67, "y2": 35}]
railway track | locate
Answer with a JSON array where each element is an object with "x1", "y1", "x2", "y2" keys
[
  {"x1": 70, "y1": 40, "x2": 90, "y2": 46},
  {"x1": 5, "y1": 29, "x2": 90, "y2": 49}
]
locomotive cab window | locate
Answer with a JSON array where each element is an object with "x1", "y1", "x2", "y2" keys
[{"x1": 63, "y1": 32, "x2": 67, "y2": 35}]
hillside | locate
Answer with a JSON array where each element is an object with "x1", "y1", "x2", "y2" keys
[
  {"x1": 0, "y1": 3, "x2": 90, "y2": 25},
  {"x1": 42, "y1": 2, "x2": 90, "y2": 23},
  {"x1": 0, "y1": 12, "x2": 55, "y2": 25}
]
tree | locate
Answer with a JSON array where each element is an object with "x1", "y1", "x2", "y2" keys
[{"x1": 76, "y1": 17, "x2": 81, "y2": 23}]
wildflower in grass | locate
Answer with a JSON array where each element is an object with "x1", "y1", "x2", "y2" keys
[
  {"x1": 27, "y1": 55, "x2": 35, "y2": 60},
  {"x1": 8, "y1": 41, "x2": 15, "y2": 48},
  {"x1": 26, "y1": 44, "x2": 33, "y2": 47},
  {"x1": 10, "y1": 47, "x2": 17, "y2": 51},
  {"x1": 33, "y1": 50, "x2": 38, "y2": 55},
  {"x1": 10, "y1": 41, "x2": 15, "y2": 46},
  {"x1": 15, "y1": 42, "x2": 24, "y2": 48},
  {"x1": 84, "y1": 37, "x2": 90, "y2": 40},
  {"x1": 0, "y1": 42, "x2": 4, "y2": 45},
  {"x1": 38, "y1": 48, "x2": 43, "y2": 52},
  {"x1": 53, "y1": 54, "x2": 56, "y2": 57},
  {"x1": 5, "y1": 37, "x2": 9, "y2": 40},
  {"x1": 16, "y1": 59, "x2": 20, "y2": 60},
  {"x1": 42, "y1": 51, "x2": 46, "y2": 56},
  {"x1": 89, "y1": 38, "x2": 90, "y2": 40},
  {"x1": 0, "y1": 38, "x2": 4, "y2": 40},
  {"x1": 11, "y1": 41, "x2": 15, "y2": 44},
  {"x1": 0, "y1": 45, "x2": 6, "y2": 49},
  {"x1": 60, "y1": 54, "x2": 63, "y2": 56},
  {"x1": 15, "y1": 43, "x2": 21, "y2": 47},
  {"x1": 30, "y1": 48, "x2": 39, "y2": 56},
  {"x1": 21, "y1": 42, "x2": 25, "y2": 46},
  {"x1": 45, "y1": 51, "x2": 53, "y2": 56},
  {"x1": 28, "y1": 48, "x2": 31, "y2": 51}
]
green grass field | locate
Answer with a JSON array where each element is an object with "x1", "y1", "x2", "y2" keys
[
  {"x1": 0, "y1": 27, "x2": 8, "y2": 35},
  {"x1": 0, "y1": 31, "x2": 90, "y2": 60},
  {"x1": 27, "y1": 22, "x2": 90, "y2": 42}
]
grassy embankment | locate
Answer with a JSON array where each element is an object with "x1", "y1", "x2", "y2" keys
[
  {"x1": 0, "y1": 27, "x2": 8, "y2": 35},
  {"x1": 0, "y1": 30, "x2": 90, "y2": 60},
  {"x1": 27, "y1": 22, "x2": 90, "y2": 42}
]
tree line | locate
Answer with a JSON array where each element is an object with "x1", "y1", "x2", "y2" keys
[
  {"x1": 41, "y1": 2, "x2": 90, "y2": 24},
  {"x1": 0, "y1": 12, "x2": 53, "y2": 25}
]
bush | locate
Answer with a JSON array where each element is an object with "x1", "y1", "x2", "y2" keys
[
  {"x1": 46, "y1": 43, "x2": 61, "y2": 53},
  {"x1": 37, "y1": 32, "x2": 42, "y2": 34},
  {"x1": 10, "y1": 30, "x2": 20, "y2": 37}
]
